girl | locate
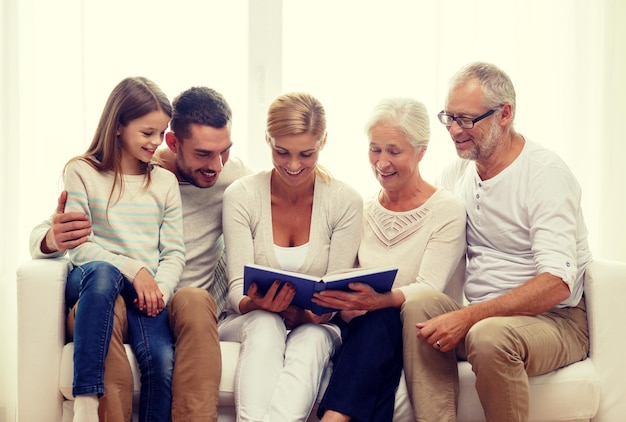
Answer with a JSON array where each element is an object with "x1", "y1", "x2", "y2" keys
[{"x1": 63, "y1": 77, "x2": 185, "y2": 422}]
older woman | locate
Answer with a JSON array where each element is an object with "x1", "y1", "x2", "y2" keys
[
  {"x1": 313, "y1": 98, "x2": 467, "y2": 422},
  {"x1": 219, "y1": 92, "x2": 363, "y2": 422}
]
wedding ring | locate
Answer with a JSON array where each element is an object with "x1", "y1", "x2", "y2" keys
[{"x1": 436, "y1": 340, "x2": 442, "y2": 348}]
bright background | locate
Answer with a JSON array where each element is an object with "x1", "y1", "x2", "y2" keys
[{"x1": 2, "y1": 1, "x2": 625, "y2": 419}]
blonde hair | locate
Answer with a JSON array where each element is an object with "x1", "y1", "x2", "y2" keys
[{"x1": 266, "y1": 92, "x2": 331, "y2": 183}]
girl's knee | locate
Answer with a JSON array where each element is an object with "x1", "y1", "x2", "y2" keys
[
  {"x1": 84, "y1": 262, "x2": 122, "y2": 284},
  {"x1": 79, "y1": 262, "x2": 123, "y2": 295}
]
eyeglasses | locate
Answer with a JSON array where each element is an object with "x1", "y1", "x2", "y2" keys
[{"x1": 437, "y1": 108, "x2": 497, "y2": 129}]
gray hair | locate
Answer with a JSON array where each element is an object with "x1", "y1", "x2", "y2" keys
[
  {"x1": 365, "y1": 97, "x2": 430, "y2": 149},
  {"x1": 450, "y1": 62, "x2": 516, "y2": 122}
]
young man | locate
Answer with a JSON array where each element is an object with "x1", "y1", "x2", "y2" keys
[
  {"x1": 401, "y1": 62, "x2": 592, "y2": 422},
  {"x1": 30, "y1": 86, "x2": 251, "y2": 422}
]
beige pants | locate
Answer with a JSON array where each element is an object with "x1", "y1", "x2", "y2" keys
[
  {"x1": 400, "y1": 290, "x2": 589, "y2": 422},
  {"x1": 168, "y1": 287, "x2": 222, "y2": 422},
  {"x1": 69, "y1": 287, "x2": 222, "y2": 422}
]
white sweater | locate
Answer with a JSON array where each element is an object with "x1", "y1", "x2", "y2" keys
[
  {"x1": 222, "y1": 170, "x2": 364, "y2": 314},
  {"x1": 358, "y1": 188, "x2": 467, "y2": 304}
]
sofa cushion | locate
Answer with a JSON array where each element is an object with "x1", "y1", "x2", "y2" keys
[
  {"x1": 457, "y1": 359, "x2": 599, "y2": 422},
  {"x1": 60, "y1": 341, "x2": 599, "y2": 421}
]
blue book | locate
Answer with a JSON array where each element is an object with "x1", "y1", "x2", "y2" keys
[{"x1": 243, "y1": 264, "x2": 398, "y2": 315}]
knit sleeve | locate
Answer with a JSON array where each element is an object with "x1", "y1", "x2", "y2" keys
[
  {"x1": 397, "y1": 192, "x2": 467, "y2": 301},
  {"x1": 153, "y1": 172, "x2": 185, "y2": 304},
  {"x1": 64, "y1": 160, "x2": 145, "y2": 281},
  {"x1": 324, "y1": 181, "x2": 363, "y2": 274},
  {"x1": 222, "y1": 178, "x2": 257, "y2": 314}
]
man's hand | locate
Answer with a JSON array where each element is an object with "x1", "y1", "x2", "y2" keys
[
  {"x1": 41, "y1": 191, "x2": 91, "y2": 253},
  {"x1": 133, "y1": 268, "x2": 165, "y2": 317},
  {"x1": 416, "y1": 308, "x2": 473, "y2": 352},
  {"x1": 416, "y1": 273, "x2": 572, "y2": 352}
]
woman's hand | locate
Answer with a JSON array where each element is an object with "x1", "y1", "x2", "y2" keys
[
  {"x1": 339, "y1": 309, "x2": 368, "y2": 323},
  {"x1": 242, "y1": 280, "x2": 296, "y2": 314},
  {"x1": 133, "y1": 268, "x2": 165, "y2": 317},
  {"x1": 280, "y1": 306, "x2": 332, "y2": 329},
  {"x1": 313, "y1": 282, "x2": 387, "y2": 311}
]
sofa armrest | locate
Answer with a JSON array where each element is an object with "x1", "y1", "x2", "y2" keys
[
  {"x1": 17, "y1": 258, "x2": 71, "y2": 422},
  {"x1": 584, "y1": 258, "x2": 626, "y2": 421}
]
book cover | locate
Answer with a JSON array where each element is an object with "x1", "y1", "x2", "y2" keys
[{"x1": 243, "y1": 264, "x2": 398, "y2": 315}]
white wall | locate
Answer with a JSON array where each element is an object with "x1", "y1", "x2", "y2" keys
[
  {"x1": 2, "y1": 1, "x2": 84, "y2": 420},
  {"x1": 2, "y1": 1, "x2": 625, "y2": 420},
  {"x1": 600, "y1": 0, "x2": 626, "y2": 262}
]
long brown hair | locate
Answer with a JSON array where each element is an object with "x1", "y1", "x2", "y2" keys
[{"x1": 64, "y1": 76, "x2": 171, "y2": 205}]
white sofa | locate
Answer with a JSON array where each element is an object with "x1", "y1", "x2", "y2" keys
[{"x1": 16, "y1": 258, "x2": 626, "y2": 421}]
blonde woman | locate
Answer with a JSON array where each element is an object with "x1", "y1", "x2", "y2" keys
[{"x1": 220, "y1": 92, "x2": 363, "y2": 422}]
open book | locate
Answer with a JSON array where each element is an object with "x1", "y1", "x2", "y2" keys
[{"x1": 243, "y1": 264, "x2": 398, "y2": 315}]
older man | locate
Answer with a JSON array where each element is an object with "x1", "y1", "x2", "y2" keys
[{"x1": 401, "y1": 62, "x2": 592, "y2": 422}]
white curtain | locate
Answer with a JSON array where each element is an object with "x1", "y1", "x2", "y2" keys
[{"x1": 2, "y1": 0, "x2": 624, "y2": 419}]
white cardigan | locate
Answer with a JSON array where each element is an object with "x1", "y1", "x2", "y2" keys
[{"x1": 222, "y1": 170, "x2": 363, "y2": 315}]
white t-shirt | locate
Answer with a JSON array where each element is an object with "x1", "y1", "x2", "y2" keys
[{"x1": 438, "y1": 138, "x2": 592, "y2": 307}]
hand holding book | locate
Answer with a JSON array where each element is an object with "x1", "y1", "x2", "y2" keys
[
  {"x1": 245, "y1": 277, "x2": 297, "y2": 314},
  {"x1": 243, "y1": 264, "x2": 398, "y2": 315}
]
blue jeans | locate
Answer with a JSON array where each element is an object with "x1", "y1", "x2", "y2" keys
[{"x1": 66, "y1": 261, "x2": 174, "y2": 422}]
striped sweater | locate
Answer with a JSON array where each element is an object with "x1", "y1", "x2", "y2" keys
[{"x1": 63, "y1": 159, "x2": 185, "y2": 303}]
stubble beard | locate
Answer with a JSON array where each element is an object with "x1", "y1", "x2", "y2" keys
[{"x1": 460, "y1": 119, "x2": 501, "y2": 162}]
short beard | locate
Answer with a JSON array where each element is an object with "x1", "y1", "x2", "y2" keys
[
  {"x1": 175, "y1": 161, "x2": 200, "y2": 187},
  {"x1": 461, "y1": 119, "x2": 501, "y2": 161},
  {"x1": 175, "y1": 151, "x2": 209, "y2": 188}
]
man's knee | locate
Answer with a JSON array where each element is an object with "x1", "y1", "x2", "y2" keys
[
  {"x1": 169, "y1": 287, "x2": 218, "y2": 331},
  {"x1": 466, "y1": 317, "x2": 516, "y2": 365}
]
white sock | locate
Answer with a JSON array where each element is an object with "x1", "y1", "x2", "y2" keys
[{"x1": 73, "y1": 394, "x2": 99, "y2": 422}]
